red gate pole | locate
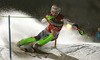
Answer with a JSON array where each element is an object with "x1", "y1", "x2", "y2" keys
[{"x1": 43, "y1": 14, "x2": 57, "y2": 48}]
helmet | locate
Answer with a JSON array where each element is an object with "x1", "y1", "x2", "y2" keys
[{"x1": 51, "y1": 5, "x2": 61, "y2": 15}]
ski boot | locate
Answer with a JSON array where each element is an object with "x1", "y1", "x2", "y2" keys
[
  {"x1": 33, "y1": 43, "x2": 42, "y2": 48},
  {"x1": 21, "y1": 48, "x2": 35, "y2": 52},
  {"x1": 20, "y1": 42, "x2": 44, "y2": 53},
  {"x1": 20, "y1": 42, "x2": 36, "y2": 53}
]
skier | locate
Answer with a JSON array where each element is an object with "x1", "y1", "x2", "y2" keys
[
  {"x1": 17, "y1": 5, "x2": 64, "y2": 48},
  {"x1": 17, "y1": 5, "x2": 81, "y2": 52}
]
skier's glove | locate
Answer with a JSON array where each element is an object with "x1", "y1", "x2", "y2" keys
[
  {"x1": 72, "y1": 24, "x2": 79, "y2": 30},
  {"x1": 78, "y1": 29, "x2": 85, "y2": 36}
]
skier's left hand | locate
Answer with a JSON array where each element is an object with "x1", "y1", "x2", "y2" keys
[
  {"x1": 78, "y1": 29, "x2": 85, "y2": 36},
  {"x1": 72, "y1": 23, "x2": 79, "y2": 30}
]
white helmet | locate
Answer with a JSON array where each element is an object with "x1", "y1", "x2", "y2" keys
[{"x1": 51, "y1": 5, "x2": 61, "y2": 15}]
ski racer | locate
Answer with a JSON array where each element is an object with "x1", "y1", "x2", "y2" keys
[{"x1": 17, "y1": 5, "x2": 81, "y2": 51}]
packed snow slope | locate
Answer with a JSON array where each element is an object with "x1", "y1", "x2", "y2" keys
[{"x1": 0, "y1": 10, "x2": 100, "y2": 60}]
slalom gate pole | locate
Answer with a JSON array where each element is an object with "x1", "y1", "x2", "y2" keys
[
  {"x1": 43, "y1": 14, "x2": 57, "y2": 48},
  {"x1": 8, "y1": 15, "x2": 12, "y2": 60}
]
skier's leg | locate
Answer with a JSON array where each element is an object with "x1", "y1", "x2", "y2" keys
[
  {"x1": 17, "y1": 37, "x2": 36, "y2": 47},
  {"x1": 33, "y1": 30, "x2": 60, "y2": 48},
  {"x1": 38, "y1": 34, "x2": 54, "y2": 46},
  {"x1": 33, "y1": 34, "x2": 54, "y2": 48},
  {"x1": 17, "y1": 28, "x2": 47, "y2": 47},
  {"x1": 19, "y1": 33, "x2": 54, "y2": 52}
]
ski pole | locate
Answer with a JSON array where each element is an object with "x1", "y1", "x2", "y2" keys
[
  {"x1": 8, "y1": 15, "x2": 12, "y2": 60},
  {"x1": 43, "y1": 14, "x2": 57, "y2": 48}
]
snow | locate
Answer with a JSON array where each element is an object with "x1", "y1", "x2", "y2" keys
[
  {"x1": 57, "y1": 43, "x2": 100, "y2": 60},
  {"x1": 0, "y1": 10, "x2": 100, "y2": 60}
]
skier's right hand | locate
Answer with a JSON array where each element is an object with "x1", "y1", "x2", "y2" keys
[{"x1": 41, "y1": 18, "x2": 47, "y2": 23}]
